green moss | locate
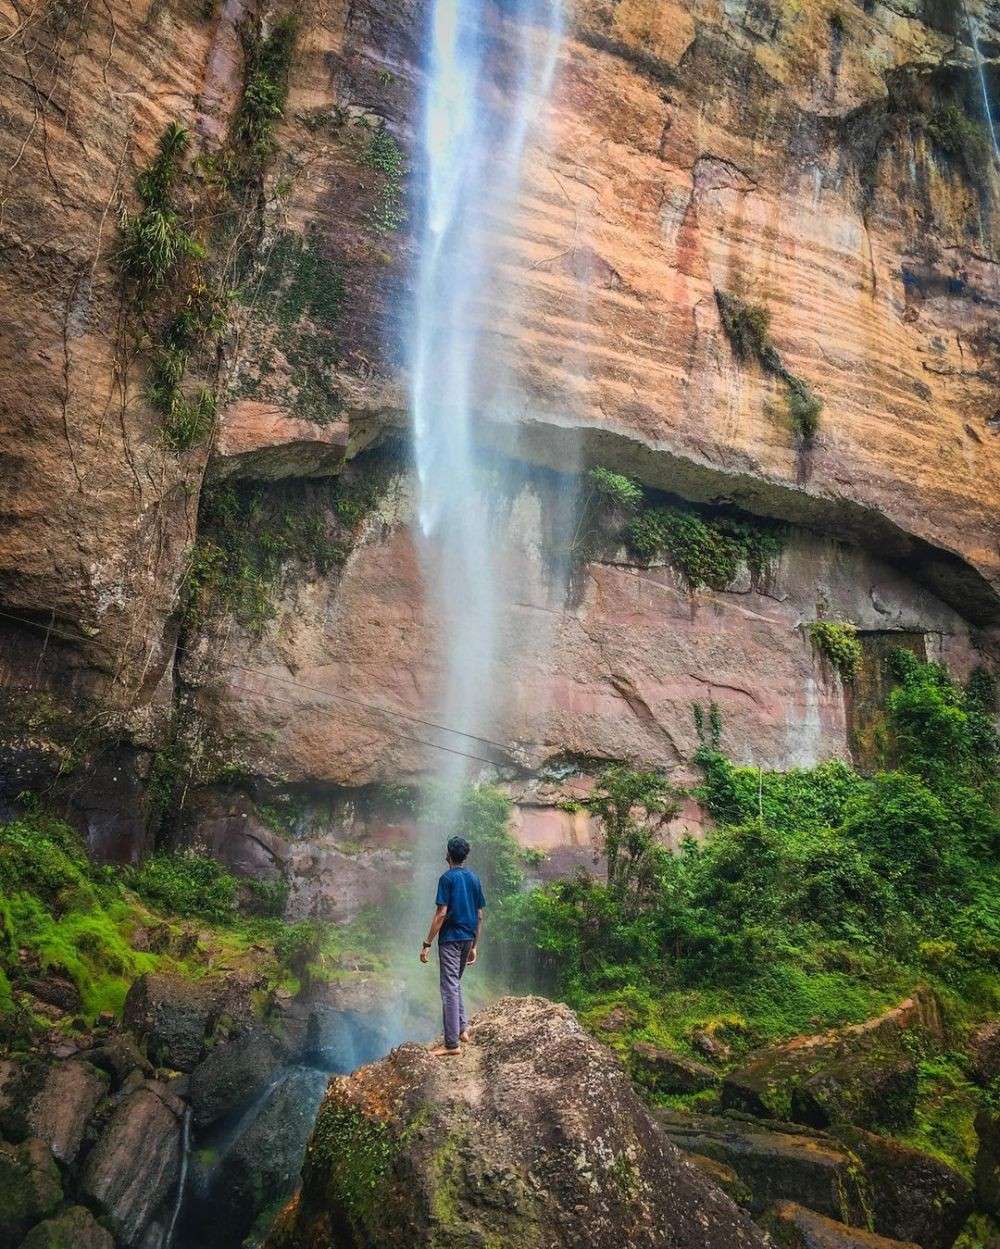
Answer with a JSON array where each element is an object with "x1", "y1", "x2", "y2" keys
[
  {"x1": 588, "y1": 467, "x2": 644, "y2": 510},
  {"x1": 361, "y1": 125, "x2": 406, "y2": 235},
  {"x1": 926, "y1": 103, "x2": 991, "y2": 186},
  {"x1": 304, "y1": 1103, "x2": 396, "y2": 1232},
  {"x1": 807, "y1": 621, "x2": 863, "y2": 681},
  {"x1": 897, "y1": 1051, "x2": 982, "y2": 1178}
]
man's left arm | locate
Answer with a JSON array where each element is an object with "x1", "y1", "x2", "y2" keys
[{"x1": 468, "y1": 907, "x2": 484, "y2": 963}]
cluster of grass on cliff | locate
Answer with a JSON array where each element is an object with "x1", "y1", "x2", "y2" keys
[
  {"x1": 182, "y1": 475, "x2": 375, "y2": 633},
  {"x1": 494, "y1": 652, "x2": 999, "y2": 1114},
  {"x1": 576, "y1": 467, "x2": 783, "y2": 589},
  {"x1": 715, "y1": 290, "x2": 822, "y2": 439}
]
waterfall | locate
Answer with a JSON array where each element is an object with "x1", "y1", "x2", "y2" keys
[
  {"x1": 162, "y1": 1104, "x2": 191, "y2": 1249},
  {"x1": 408, "y1": 0, "x2": 563, "y2": 815},
  {"x1": 962, "y1": 1, "x2": 1000, "y2": 164}
]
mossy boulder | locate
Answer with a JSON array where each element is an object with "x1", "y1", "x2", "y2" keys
[
  {"x1": 630, "y1": 1042, "x2": 720, "y2": 1094},
  {"x1": 762, "y1": 1200, "x2": 921, "y2": 1248},
  {"x1": 123, "y1": 972, "x2": 218, "y2": 1071},
  {"x1": 0, "y1": 1139, "x2": 61, "y2": 1249},
  {"x1": 266, "y1": 996, "x2": 771, "y2": 1249},
  {"x1": 654, "y1": 1109, "x2": 867, "y2": 1221},
  {"x1": 721, "y1": 995, "x2": 937, "y2": 1130},
  {"x1": 832, "y1": 1126, "x2": 973, "y2": 1249},
  {"x1": 18, "y1": 1205, "x2": 114, "y2": 1249}
]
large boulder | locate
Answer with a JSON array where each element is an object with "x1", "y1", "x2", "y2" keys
[
  {"x1": 123, "y1": 973, "x2": 219, "y2": 1072},
  {"x1": 18, "y1": 1205, "x2": 115, "y2": 1249},
  {"x1": 832, "y1": 1126, "x2": 974, "y2": 1249},
  {"x1": 80, "y1": 1082, "x2": 183, "y2": 1247},
  {"x1": 762, "y1": 1201, "x2": 921, "y2": 1248},
  {"x1": 267, "y1": 997, "x2": 771, "y2": 1249},
  {"x1": 654, "y1": 1110, "x2": 867, "y2": 1221},
  {"x1": 274, "y1": 976, "x2": 403, "y2": 1072},
  {"x1": 721, "y1": 995, "x2": 941, "y2": 1130},
  {"x1": 188, "y1": 1028, "x2": 287, "y2": 1131},
  {"x1": 0, "y1": 1139, "x2": 62, "y2": 1249},
  {"x1": 27, "y1": 1060, "x2": 108, "y2": 1164}
]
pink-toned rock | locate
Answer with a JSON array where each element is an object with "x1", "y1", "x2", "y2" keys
[
  {"x1": 28, "y1": 1059, "x2": 108, "y2": 1165},
  {"x1": 209, "y1": 401, "x2": 349, "y2": 481}
]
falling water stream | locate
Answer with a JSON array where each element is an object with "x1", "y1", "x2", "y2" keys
[
  {"x1": 962, "y1": 0, "x2": 1000, "y2": 163},
  {"x1": 408, "y1": 0, "x2": 563, "y2": 870}
]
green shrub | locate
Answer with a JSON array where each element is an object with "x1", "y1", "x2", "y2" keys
[
  {"x1": 715, "y1": 288, "x2": 822, "y2": 439},
  {"x1": 124, "y1": 853, "x2": 240, "y2": 924},
  {"x1": 588, "y1": 467, "x2": 644, "y2": 510},
  {"x1": 233, "y1": 15, "x2": 298, "y2": 179},
  {"x1": 787, "y1": 376, "x2": 822, "y2": 439},
  {"x1": 807, "y1": 620, "x2": 862, "y2": 680},
  {"x1": 715, "y1": 291, "x2": 778, "y2": 367},
  {"x1": 627, "y1": 506, "x2": 782, "y2": 589}
]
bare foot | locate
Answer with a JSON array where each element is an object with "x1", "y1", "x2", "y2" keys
[
  {"x1": 459, "y1": 1030, "x2": 471, "y2": 1043},
  {"x1": 430, "y1": 1044, "x2": 461, "y2": 1057}
]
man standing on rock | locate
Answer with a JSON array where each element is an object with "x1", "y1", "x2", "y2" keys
[{"x1": 420, "y1": 835, "x2": 486, "y2": 1056}]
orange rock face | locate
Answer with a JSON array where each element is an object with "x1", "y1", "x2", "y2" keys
[{"x1": 0, "y1": 0, "x2": 997, "y2": 874}]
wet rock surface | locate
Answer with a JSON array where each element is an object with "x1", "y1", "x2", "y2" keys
[
  {"x1": 974, "y1": 1108, "x2": 1000, "y2": 1220},
  {"x1": 186, "y1": 1066, "x2": 327, "y2": 1248},
  {"x1": 268, "y1": 996, "x2": 771, "y2": 1249},
  {"x1": 762, "y1": 1200, "x2": 922, "y2": 1249},
  {"x1": 80, "y1": 1082, "x2": 184, "y2": 1247},
  {"x1": 189, "y1": 1028, "x2": 288, "y2": 1132}
]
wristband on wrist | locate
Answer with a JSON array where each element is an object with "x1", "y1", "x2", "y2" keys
[{"x1": 422, "y1": 941, "x2": 432, "y2": 949}]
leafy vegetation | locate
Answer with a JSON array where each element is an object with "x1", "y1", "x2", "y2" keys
[
  {"x1": 183, "y1": 477, "x2": 373, "y2": 632},
  {"x1": 120, "y1": 123, "x2": 204, "y2": 294},
  {"x1": 807, "y1": 620, "x2": 863, "y2": 681},
  {"x1": 494, "y1": 653, "x2": 999, "y2": 1141},
  {"x1": 574, "y1": 467, "x2": 783, "y2": 591},
  {"x1": 231, "y1": 15, "x2": 299, "y2": 186},
  {"x1": 627, "y1": 505, "x2": 783, "y2": 589},
  {"x1": 715, "y1": 289, "x2": 823, "y2": 440}
]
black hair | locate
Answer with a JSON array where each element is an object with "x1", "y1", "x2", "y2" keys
[{"x1": 447, "y1": 836, "x2": 470, "y2": 863}]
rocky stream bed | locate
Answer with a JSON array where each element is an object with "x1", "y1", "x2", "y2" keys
[{"x1": 1, "y1": 972, "x2": 997, "y2": 1249}]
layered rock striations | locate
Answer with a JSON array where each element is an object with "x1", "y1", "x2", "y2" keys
[{"x1": 0, "y1": 0, "x2": 997, "y2": 876}]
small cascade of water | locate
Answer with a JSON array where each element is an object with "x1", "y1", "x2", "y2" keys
[
  {"x1": 407, "y1": 0, "x2": 563, "y2": 859},
  {"x1": 962, "y1": 0, "x2": 1000, "y2": 163},
  {"x1": 162, "y1": 1104, "x2": 191, "y2": 1249}
]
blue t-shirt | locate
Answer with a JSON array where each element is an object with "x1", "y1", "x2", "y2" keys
[{"x1": 436, "y1": 867, "x2": 486, "y2": 943}]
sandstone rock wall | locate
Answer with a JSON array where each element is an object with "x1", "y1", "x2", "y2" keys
[{"x1": 0, "y1": 0, "x2": 997, "y2": 878}]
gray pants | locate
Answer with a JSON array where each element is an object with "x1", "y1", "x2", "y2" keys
[{"x1": 438, "y1": 940, "x2": 472, "y2": 1049}]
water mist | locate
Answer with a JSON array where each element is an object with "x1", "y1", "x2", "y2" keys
[{"x1": 406, "y1": 0, "x2": 564, "y2": 914}]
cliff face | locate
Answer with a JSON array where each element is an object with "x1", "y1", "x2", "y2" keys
[{"x1": 0, "y1": 0, "x2": 997, "y2": 881}]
